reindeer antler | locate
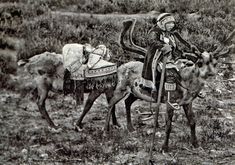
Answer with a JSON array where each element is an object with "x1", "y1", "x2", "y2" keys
[
  {"x1": 224, "y1": 29, "x2": 235, "y2": 44},
  {"x1": 183, "y1": 52, "x2": 199, "y2": 62},
  {"x1": 212, "y1": 30, "x2": 235, "y2": 58},
  {"x1": 129, "y1": 19, "x2": 147, "y2": 54},
  {"x1": 191, "y1": 45, "x2": 202, "y2": 58},
  {"x1": 214, "y1": 44, "x2": 235, "y2": 58},
  {"x1": 119, "y1": 19, "x2": 147, "y2": 56}
]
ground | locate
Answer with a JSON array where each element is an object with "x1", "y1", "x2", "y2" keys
[{"x1": 0, "y1": 75, "x2": 235, "y2": 165}]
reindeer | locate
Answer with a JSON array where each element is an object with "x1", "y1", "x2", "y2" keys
[
  {"x1": 20, "y1": 44, "x2": 120, "y2": 130},
  {"x1": 104, "y1": 19, "x2": 234, "y2": 152}
]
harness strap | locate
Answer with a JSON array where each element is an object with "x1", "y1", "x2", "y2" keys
[{"x1": 176, "y1": 79, "x2": 189, "y2": 90}]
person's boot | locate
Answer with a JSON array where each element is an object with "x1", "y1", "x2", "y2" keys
[
  {"x1": 165, "y1": 69, "x2": 180, "y2": 110},
  {"x1": 165, "y1": 86, "x2": 180, "y2": 110},
  {"x1": 139, "y1": 78, "x2": 155, "y2": 96},
  {"x1": 198, "y1": 91, "x2": 206, "y2": 98},
  {"x1": 139, "y1": 83, "x2": 153, "y2": 97}
]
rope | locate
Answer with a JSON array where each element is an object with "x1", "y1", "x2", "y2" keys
[{"x1": 149, "y1": 91, "x2": 154, "y2": 115}]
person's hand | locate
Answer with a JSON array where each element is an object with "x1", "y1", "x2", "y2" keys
[
  {"x1": 161, "y1": 44, "x2": 172, "y2": 54},
  {"x1": 190, "y1": 44, "x2": 198, "y2": 52}
]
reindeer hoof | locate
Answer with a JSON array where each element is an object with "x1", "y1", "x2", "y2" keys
[
  {"x1": 104, "y1": 126, "x2": 109, "y2": 132},
  {"x1": 49, "y1": 123, "x2": 59, "y2": 129},
  {"x1": 113, "y1": 122, "x2": 121, "y2": 128},
  {"x1": 127, "y1": 125, "x2": 135, "y2": 132},
  {"x1": 103, "y1": 127, "x2": 110, "y2": 137},
  {"x1": 161, "y1": 145, "x2": 169, "y2": 153},
  {"x1": 113, "y1": 125, "x2": 122, "y2": 130},
  {"x1": 74, "y1": 122, "x2": 83, "y2": 132},
  {"x1": 198, "y1": 91, "x2": 206, "y2": 99},
  {"x1": 103, "y1": 131, "x2": 109, "y2": 138},
  {"x1": 103, "y1": 124, "x2": 111, "y2": 134},
  {"x1": 192, "y1": 141, "x2": 199, "y2": 148},
  {"x1": 48, "y1": 126, "x2": 62, "y2": 133}
]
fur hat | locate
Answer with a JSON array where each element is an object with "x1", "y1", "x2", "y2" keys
[{"x1": 157, "y1": 13, "x2": 175, "y2": 31}]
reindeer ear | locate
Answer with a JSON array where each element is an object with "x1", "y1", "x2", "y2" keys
[
  {"x1": 17, "y1": 59, "x2": 29, "y2": 66},
  {"x1": 38, "y1": 69, "x2": 46, "y2": 75}
]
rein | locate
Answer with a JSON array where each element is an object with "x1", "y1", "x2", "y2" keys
[{"x1": 176, "y1": 78, "x2": 189, "y2": 90}]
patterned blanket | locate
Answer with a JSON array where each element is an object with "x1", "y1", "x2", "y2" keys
[
  {"x1": 63, "y1": 43, "x2": 117, "y2": 91},
  {"x1": 71, "y1": 60, "x2": 117, "y2": 79}
]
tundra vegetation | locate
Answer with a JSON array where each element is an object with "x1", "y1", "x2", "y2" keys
[{"x1": 0, "y1": 0, "x2": 235, "y2": 164}]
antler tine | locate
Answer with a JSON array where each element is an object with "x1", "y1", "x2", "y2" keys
[
  {"x1": 119, "y1": 18, "x2": 147, "y2": 56},
  {"x1": 183, "y1": 52, "x2": 198, "y2": 58},
  {"x1": 119, "y1": 19, "x2": 139, "y2": 53},
  {"x1": 224, "y1": 29, "x2": 235, "y2": 45},
  {"x1": 211, "y1": 43, "x2": 224, "y2": 56},
  {"x1": 191, "y1": 45, "x2": 202, "y2": 58},
  {"x1": 183, "y1": 52, "x2": 198, "y2": 62},
  {"x1": 122, "y1": 19, "x2": 135, "y2": 30},
  {"x1": 215, "y1": 44, "x2": 235, "y2": 58},
  {"x1": 129, "y1": 19, "x2": 147, "y2": 54},
  {"x1": 212, "y1": 30, "x2": 235, "y2": 57}
]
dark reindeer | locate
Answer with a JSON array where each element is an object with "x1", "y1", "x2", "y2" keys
[{"x1": 104, "y1": 19, "x2": 234, "y2": 151}]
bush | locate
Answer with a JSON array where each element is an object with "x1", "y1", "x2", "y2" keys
[
  {"x1": 0, "y1": 51, "x2": 17, "y2": 74},
  {"x1": 2, "y1": 0, "x2": 235, "y2": 64},
  {"x1": 0, "y1": 52, "x2": 18, "y2": 90}
]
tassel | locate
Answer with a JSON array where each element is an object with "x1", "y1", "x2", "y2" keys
[
  {"x1": 85, "y1": 73, "x2": 117, "y2": 90},
  {"x1": 75, "y1": 80, "x2": 84, "y2": 105},
  {"x1": 64, "y1": 69, "x2": 73, "y2": 95}
]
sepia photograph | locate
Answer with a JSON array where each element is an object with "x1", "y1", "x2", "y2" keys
[{"x1": 0, "y1": 0, "x2": 235, "y2": 164}]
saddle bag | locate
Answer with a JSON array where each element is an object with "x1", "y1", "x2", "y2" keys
[{"x1": 63, "y1": 69, "x2": 84, "y2": 105}]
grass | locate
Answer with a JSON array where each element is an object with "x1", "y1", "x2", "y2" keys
[
  {"x1": 1, "y1": 0, "x2": 234, "y2": 58},
  {"x1": 0, "y1": 87, "x2": 234, "y2": 164}
]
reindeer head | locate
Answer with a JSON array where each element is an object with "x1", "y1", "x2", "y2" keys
[
  {"x1": 190, "y1": 41, "x2": 234, "y2": 80},
  {"x1": 195, "y1": 51, "x2": 217, "y2": 78},
  {"x1": 199, "y1": 30, "x2": 235, "y2": 78}
]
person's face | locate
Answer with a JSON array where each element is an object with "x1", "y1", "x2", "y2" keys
[{"x1": 165, "y1": 22, "x2": 175, "y2": 31}]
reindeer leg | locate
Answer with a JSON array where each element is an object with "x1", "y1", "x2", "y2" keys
[
  {"x1": 36, "y1": 77, "x2": 57, "y2": 128},
  {"x1": 76, "y1": 91, "x2": 101, "y2": 129},
  {"x1": 105, "y1": 90, "x2": 120, "y2": 127},
  {"x1": 124, "y1": 93, "x2": 137, "y2": 132},
  {"x1": 111, "y1": 107, "x2": 120, "y2": 127},
  {"x1": 183, "y1": 103, "x2": 199, "y2": 148},
  {"x1": 162, "y1": 104, "x2": 174, "y2": 152},
  {"x1": 104, "y1": 89, "x2": 128, "y2": 132}
]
